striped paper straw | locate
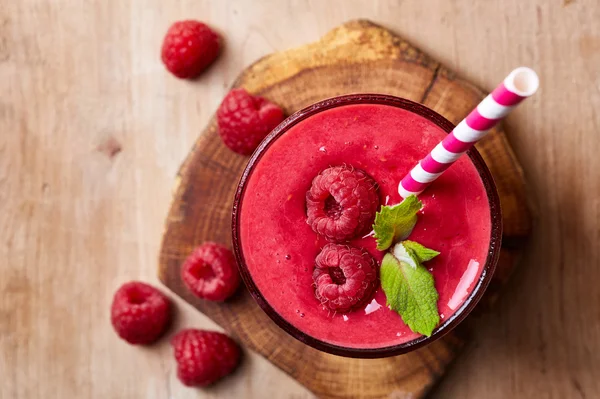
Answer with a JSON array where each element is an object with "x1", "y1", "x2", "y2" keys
[{"x1": 399, "y1": 67, "x2": 539, "y2": 198}]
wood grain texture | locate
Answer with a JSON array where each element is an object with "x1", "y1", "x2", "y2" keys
[
  {"x1": 1, "y1": 1, "x2": 599, "y2": 398},
  {"x1": 158, "y1": 20, "x2": 526, "y2": 399}
]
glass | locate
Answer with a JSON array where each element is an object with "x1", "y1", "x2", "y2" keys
[{"x1": 232, "y1": 94, "x2": 502, "y2": 358}]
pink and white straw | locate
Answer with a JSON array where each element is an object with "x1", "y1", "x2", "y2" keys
[{"x1": 398, "y1": 67, "x2": 539, "y2": 198}]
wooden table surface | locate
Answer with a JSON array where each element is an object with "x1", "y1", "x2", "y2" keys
[{"x1": 1, "y1": 1, "x2": 599, "y2": 398}]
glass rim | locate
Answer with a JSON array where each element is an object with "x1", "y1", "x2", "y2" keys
[{"x1": 232, "y1": 94, "x2": 503, "y2": 358}]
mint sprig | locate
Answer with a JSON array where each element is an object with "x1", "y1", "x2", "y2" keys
[
  {"x1": 373, "y1": 195, "x2": 422, "y2": 250},
  {"x1": 403, "y1": 240, "x2": 440, "y2": 262},
  {"x1": 381, "y1": 242, "x2": 440, "y2": 336}
]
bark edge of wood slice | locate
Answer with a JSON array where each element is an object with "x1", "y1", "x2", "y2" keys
[{"x1": 158, "y1": 19, "x2": 531, "y2": 399}]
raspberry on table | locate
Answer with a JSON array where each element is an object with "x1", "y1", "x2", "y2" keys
[
  {"x1": 313, "y1": 243, "x2": 378, "y2": 312},
  {"x1": 306, "y1": 165, "x2": 380, "y2": 242},
  {"x1": 217, "y1": 88, "x2": 285, "y2": 155},
  {"x1": 171, "y1": 329, "x2": 241, "y2": 387},
  {"x1": 181, "y1": 242, "x2": 241, "y2": 301},
  {"x1": 110, "y1": 281, "x2": 171, "y2": 345},
  {"x1": 161, "y1": 20, "x2": 221, "y2": 79}
]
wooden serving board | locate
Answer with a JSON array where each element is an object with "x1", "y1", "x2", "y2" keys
[{"x1": 158, "y1": 20, "x2": 531, "y2": 399}]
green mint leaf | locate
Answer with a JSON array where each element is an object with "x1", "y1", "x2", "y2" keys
[
  {"x1": 381, "y1": 243, "x2": 440, "y2": 336},
  {"x1": 403, "y1": 240, "x2": 440, "y2": 262},
  {"x1": 391, "y1": 239, "x2": 418, "y2": 268},
  {"x1": 373, "y1": 195, "x2": 422, "y2": 250}
]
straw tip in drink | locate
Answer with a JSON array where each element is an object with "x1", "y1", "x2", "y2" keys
[
  {"x1": 398, "y1": 183, "x2": 421, "y2": 199},
  {"x1": 505, "y1": 67, "x2": 539, "y2": 97}
]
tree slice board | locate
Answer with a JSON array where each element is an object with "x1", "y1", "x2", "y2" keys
[{"x1": 158, "y1": 19, "x2": 531, "y2": 399}]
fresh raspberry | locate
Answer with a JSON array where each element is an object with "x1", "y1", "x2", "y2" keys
[
  {"x1": 171, "y1": 329, "x2": 241, "y2": 387},
  {"x1": 306, "y1": 165, "x2": 379, "y2": 242},
  {"x1": 313, "y1": 244, "x2": 377, "y2": 312},
  {"x1": 161, "y1": 20, "x2": 220, "y2": 79},
  {"x1": 217, "y1": 88, "x2": 285, "y2": 155},
  {"x1": 110, "y1": 281, "x2": 171, "y2": 345},
  {"x1": 181, "y1": 242, "x2": 241, "y2": 301},
  {"x1": 313, "y1": 243, "x2": 378, "y2": 312}
]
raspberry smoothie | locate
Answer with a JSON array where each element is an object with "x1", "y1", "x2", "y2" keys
[{"x1": 233, "y1": 95, "x2": 500, "y2": 356}]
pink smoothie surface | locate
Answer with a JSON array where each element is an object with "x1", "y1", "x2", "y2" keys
[{"x1": 238, "y1": 103, "x2": 491, "y2": 349}]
